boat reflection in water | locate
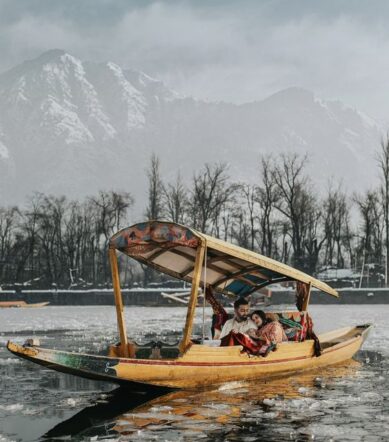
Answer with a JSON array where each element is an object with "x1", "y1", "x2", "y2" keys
[{"x1": 44, "y1": 359, "x2": 361, "y2": 440}]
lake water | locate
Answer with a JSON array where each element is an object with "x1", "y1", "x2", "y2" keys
[{"x1": 0, "y1": 305, "x2": 388, "y2": 441}]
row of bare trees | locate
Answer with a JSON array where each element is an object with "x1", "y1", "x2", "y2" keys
[
  {"x1": 0, "y1": 191, "x2": 133, "y2": 288},
  {"x1": 145, "y1": 142, "x2": 389, "y2": 285},
  {"x1": 144, "y1": 153, "x2": 351, "y2": 276},
  {"x1": 1, "y1": 140, "x2": 389, "y2": 288}
]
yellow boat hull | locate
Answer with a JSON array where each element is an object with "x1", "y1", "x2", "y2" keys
[{"x1": 7, "y1": 324, "x2": 371, "y2": 389}]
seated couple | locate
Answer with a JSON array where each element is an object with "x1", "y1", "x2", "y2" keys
[{"x1": 206, "y1": 289, "x2": 287, "y2": 356}]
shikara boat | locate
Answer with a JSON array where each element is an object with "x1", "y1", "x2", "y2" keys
[
  {"x1": 7, "y1": 221, "x2": 371, "y2": 389},
  {"x1": 0, "y1": 301, "x2": 49, "y2": 308}
]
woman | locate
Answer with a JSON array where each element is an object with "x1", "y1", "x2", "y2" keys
[{"x1": 250, "y1": 310, "x2": 288, "y2": 344}]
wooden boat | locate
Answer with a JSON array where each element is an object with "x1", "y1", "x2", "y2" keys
[
  {"x1": 0, "y1": 301, "x2": 49, "y2": 308},
  {"x1": 7, "y1": 221, "x2": 372, "y2": 389}
]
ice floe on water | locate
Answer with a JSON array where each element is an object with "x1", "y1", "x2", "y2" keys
[
  {"x1": 0, "y1": 358, "x2": 21, "y2": 365},
  {"x1": 0, "y1": 404, "x2": 24, "y2": 412},
  {"x1": 0, "y1": 435, "x2": 16, "y2": 442}
]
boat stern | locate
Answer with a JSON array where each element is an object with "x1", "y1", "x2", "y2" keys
[{"x1": 357, "y1": 323, "x2": 373, "y2": 343}]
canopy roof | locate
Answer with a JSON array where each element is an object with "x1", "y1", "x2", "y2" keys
[{"x1": 109, "y1": 221, "x2": 338, "y2": 298}]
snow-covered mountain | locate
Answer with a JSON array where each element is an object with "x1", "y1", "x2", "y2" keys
[{"x1": 0, "y1": 50, "x2": 383, "y2": 208}]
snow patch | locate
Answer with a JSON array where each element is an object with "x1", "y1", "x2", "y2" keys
[
  {"x1": 282, "y1": 127, "x2": 308, "y2": 146},
  {"x1": 0, "y1": 403, "x2": 24, "y2": 412},
  {"x1": 357, "y1": 109, "x2": 380, "y2": 130},
  {"x1": 61, "y1": 55, "x2": 117, "y2": 139},
  {"x1": 0, "y1": 140, "x2": 9, "y2": 159},
  {"x1": 106, "y1": 62, "x2": 146, "y2": 130},
  {"x1": 340, "y1": 130, "x2": 365, "y2": 162},
  {"x1": 41, "y1": 61, "x2": 72, "y2": 101},
  {"x1": 40, "y1": 98, "x2": 94, "y2": 144},
  {"x1": 315, "y1": 97, "x2": 341, "y2": 124},
  {"x1": 9, "y1": 76, "x2": 28, "y2": 104}
]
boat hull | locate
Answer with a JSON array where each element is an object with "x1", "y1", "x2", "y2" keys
[
  {"x1": 7, "y1": 324, "x2": 371, "y2": 389},
  {"x1": 0, "y1": 301, "x2": 49, "y2": 308}
]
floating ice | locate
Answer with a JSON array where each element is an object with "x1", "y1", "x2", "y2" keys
[
  {"x1": 66, "y1": 398, "x2": 77, "y2": 407},
  {"x1": 149, "y1": 405, "x2": 173, "y2": 413},
  {"x1": 262, "y1": 411, "x2": 279, "y2": 419},
  {"x1": 203, "y1": 403, "x2": 231, "y2": 411},
  {"x1": 359, "y1": 391, "x2": 382, "y2": 402},
  {"x1": 298, "y1": 387, "x2": 309, "y2": 395},
  {"x1": 263, "y1": 398, "x2": 276, "y2": 407},
  {"x1": 0, "y1": 404, "x2": 24, "y2": 412},
  {"x1": 0, "y1": 358, "x2": 21, "y2": 365}
]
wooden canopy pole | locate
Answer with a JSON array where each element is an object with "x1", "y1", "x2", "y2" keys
[
  {"x1": 109, "y1": 248, "x2": 129, "y2": 357},
  {"x1": 179, "y1": 240, "x2": 206, "y2": 354},
  {"x1": 301, "y1": 282, "x2": 312, "y2": 311}
]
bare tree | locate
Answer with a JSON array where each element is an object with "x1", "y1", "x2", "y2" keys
[
  {"x1": 378, "y1": 135, "x2": 389, "y2": 285},
  {"x1": 354, "y1": 189, "x2": 384, "y2": 266},
  {"x1": 322, "y1": 184, "x2": 351, "y2": 269},
  {"x1": 17, "y1": 193, "x2": 44, "y2": 284},
  {"x1": 0, "y1": 206, "x2": 19, "y2": 282},
  {"x1": 218, "y1": 196, "x2": 238, "y2": 242},
  {"x1": 230, "y1": 209, "x2": 251, "y2": 249},
  {"x1": 257, "y1": 155, "x2": 280, "y2": 257},
  {"x1": 90, "y1": 191, "x2": 133, "y2": 241},
  {"x1": 89, "y1": 191, "x2": 134, "y2": 283},
  {"x1": 302, "y1": 196, "x2": 325, "y2": 274},
  {"x1": 190, "y1": 163, "x2": 232, "y2": 234},
  {"x1": 238, "y1": 183, "x2": 258, "y2": 251},
  {"x1": 145, "y1": 153, "x2": 163, "y2": 220},
  {"x1": 30, "y1": 195, "x2": 68, "y2": 284},
  {"x1": 273, "y1": 153, "x2": 313, "y2": 269},
  {"x1": 162, "y1": 172, "x2": 188, "y2": 224}
]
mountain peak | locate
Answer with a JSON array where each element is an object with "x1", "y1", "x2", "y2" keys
[
  {"x1": 21, "y1": 49, "x2": 75, "y2": 71},
  {"x1": 0, "y1": 49, "x2": 80, "y2": 84},
  {"x1": 33, "y1": 49, "x2": 67, "y2": 63},
  {"x1": 265, "y1": 87, "x2": 314, "y2": 105}
]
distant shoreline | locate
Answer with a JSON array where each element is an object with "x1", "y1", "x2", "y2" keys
[{"x1": 1, "y1": 288, "x2": 388, "y2": 305}]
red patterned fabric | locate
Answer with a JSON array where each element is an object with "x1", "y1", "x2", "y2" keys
[
  {"x1": 220, "y1": 331, "x2": 275, "y2": 356},
  {"x1": 205, "y1": 287, "x2": 229, "y2": 334},
  {"x1": 305, "y1": 313, "x2": 321, "y2": 356},
  {"x1": 256, "y1": 321, "x2": 287, "y2": 343}
]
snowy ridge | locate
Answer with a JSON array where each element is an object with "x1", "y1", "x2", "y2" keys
[
  {"x1": 57, "y1": 53, "x2": 117, "y2": 140},
  {"x1": 40, "y1": 97, "x2": 94, "y2": 145},
  {"x1": 106, "y1": 62, "x2": 146, "y2": 129}
]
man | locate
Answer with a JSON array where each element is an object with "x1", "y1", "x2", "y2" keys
[{"x1": 218, "y1": 297, "x2": 256, "y2": 340}]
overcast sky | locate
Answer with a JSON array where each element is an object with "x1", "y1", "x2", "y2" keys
[{"x1": 1, "y1": 0, "x2": 388, "y2": 119}]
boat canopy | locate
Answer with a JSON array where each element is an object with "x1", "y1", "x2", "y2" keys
[{"x1": 109, "y1": 221, "x2": 338, "y2": 298}]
